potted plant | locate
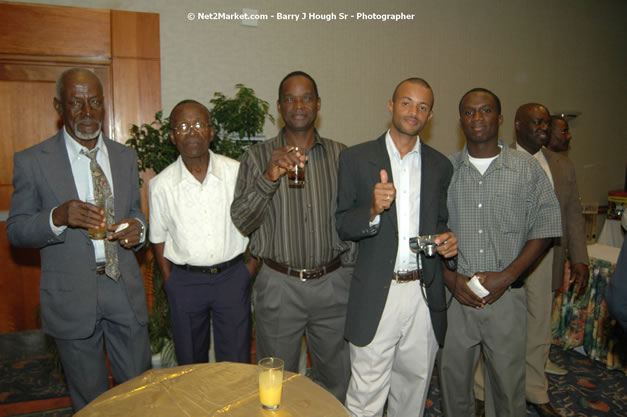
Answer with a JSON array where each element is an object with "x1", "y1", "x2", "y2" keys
[{"x1": 210, "y1": 83, "x2": 275, "y2": 159}]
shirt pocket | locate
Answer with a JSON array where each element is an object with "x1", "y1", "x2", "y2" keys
[{"x1": 492, "y1": 194, "x2": 526, "y2": 233}]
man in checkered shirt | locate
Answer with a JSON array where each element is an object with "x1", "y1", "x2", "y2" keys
[{"x1": 438, "y1": 88, "x2": 562, "y2": 417}]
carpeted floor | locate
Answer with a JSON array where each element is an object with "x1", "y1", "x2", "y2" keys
[
  {"x1": 424, "y1": 346, "x2": 627, "y2": 416},
  {"x1": 1, "y1": 330, "x2": 625, "y2": 416}
]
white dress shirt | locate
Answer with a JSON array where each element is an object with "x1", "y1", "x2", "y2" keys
[
  {"x1": 385, "y1": 130, "x2": 422, "y2": 271},
  {"x1": 516, "y1": 143, "x2": 554, "y2": 189},
  {"x1": 149, "y1": 151, "x2": 248, "y2": 266}
]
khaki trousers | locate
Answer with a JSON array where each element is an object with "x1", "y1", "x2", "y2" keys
[{"x1": 439, "y1": 288, "x2": 527, "y2": 417}]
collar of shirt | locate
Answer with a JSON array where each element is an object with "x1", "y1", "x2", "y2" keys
[
  {"x1": 172, "y1": 149, "x2": 223, "y2": 187},
  {"x1": 63, "y1": 126, "x2": 108, "y2": 163},
  {"x1": 456, "y1": 140, "x2": 516, "y2": 173},
  {"x1": 278, "y1": 128, "x2": 326, "y2": 152},
  {"x1": 384, "y1": 129, "x2": 421, "y2": 161},
  {"x1": 515, "y1": 143, "x2": 554, "y2": 188}
]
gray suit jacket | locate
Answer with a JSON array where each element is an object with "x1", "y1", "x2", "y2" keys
[
  {"x1": 542, "y1": 148, "x2": 589, "y2": 290},
  {"x1": 7, "y1": 130, "x2": 148, "y2": 339},
  {"x1": 336, "y1": 134, "x2": 453, "y2": 347}
]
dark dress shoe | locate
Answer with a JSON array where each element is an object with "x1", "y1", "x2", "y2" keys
[
  {"x1": 529, "y1": 401, "x2": 562, "y2": 417},
  {"x1": 475, "y1": 398, "x2": 485, "y2": 417}
]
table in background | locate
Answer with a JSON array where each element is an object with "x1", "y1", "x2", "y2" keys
[
  {"x1": 598, "y1": 218, "x2": 624, "y2": 248},
  {"x1": 76, "y1": 362, "x2": 350, "y2": 417},
  {"x1": 551, "y1": 243, "x2": 626, "y2": 373}
]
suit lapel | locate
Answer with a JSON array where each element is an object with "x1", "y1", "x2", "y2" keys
[
  {"x1": 542, "y1": 148, "x2": 560, "y2": 182},
  {"x1": 369, "y1": 135, "x2": 398, "y2": 233},
  {"x1": 419, "y1": 144, "x2": 434, "y2": 235},
  {"x1": 39, "y1": 131, "x2": 80, "y2": 205},
  {"x1": 39, "y1": 131, "x2": 91, "y2": 239}
]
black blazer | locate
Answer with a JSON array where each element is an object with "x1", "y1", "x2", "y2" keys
[{"x1": 336, "y1": 134, "x2": 453, "y2": 347}]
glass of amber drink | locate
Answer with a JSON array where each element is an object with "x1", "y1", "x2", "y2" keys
[{"x1": 86, "y1": 197, "x2": 107, "y2": 240}]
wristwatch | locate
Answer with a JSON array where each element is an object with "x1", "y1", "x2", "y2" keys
[{"x1": 136, "y1": 219, "x2": 146, "y2": 243}]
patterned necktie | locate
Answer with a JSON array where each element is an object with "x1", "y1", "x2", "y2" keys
[{"x1": 81, "y1": 147, "x2": 120, "y2": 280}]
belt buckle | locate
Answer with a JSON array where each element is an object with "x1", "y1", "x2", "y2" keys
[
  {"x1": 209, "y1": 267, "x2": 219, "y2": 274},
  {"x1": 299, "y1": 269, "x2": 309, "y2": 282},
  {"x1": 95, "y1": 263, "x2": 106, "y2": 275},
  {"x1": 394, "y1": 270, "x2": 409, "y2": 283}
]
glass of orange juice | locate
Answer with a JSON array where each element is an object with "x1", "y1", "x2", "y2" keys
[{"x1": 258, "y1": 357, "x2": 284, "y2": 409}]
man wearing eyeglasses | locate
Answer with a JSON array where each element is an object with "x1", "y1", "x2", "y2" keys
[{"x1": 149, "y1": 100, "x2": 255, "y2": 365}]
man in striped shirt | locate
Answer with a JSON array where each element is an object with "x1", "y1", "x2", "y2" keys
[{"x1": 231, "y1": 71, "x2": 356, "y2": 402}]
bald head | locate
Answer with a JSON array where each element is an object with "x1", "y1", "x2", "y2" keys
[
  {"x1": 169, "y1": 99, "x2": 211, "y2": 124},
  {"x1": 515, "y1": 103, "x2": 551, "y2": 154},
  {"x1": 515, "y1": 103, "x2": 548, "y2": 123},
  {"x1": 56, "y1": 68, "x2": 103, "y2": 100}
]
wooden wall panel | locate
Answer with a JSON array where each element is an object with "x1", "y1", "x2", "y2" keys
[
  {"x1": 111, "y1": 59, "x2": 161, "y2": 216},
  {"x1": 110, "y1": 59, "x2": 161, "y2": 144},
  {"x1": 110, "y1": 10, "x2": 161, "y2": 220},
  {"x1": 111, "y1": 10, "x2": 160, "y2": 59},
  {"x1": 0, "y1": 80, "x2": 57, "y2": 211},
  {"x1": 0, "y1": 224, "x2": 41, "y2": 333},
  {"x1": 0, "y1": 3, "x2": 110, "y2": 58}
]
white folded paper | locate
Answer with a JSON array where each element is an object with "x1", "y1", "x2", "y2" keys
[{"x1": 468, "y1": 275, "x2": 490, "y2": 298}]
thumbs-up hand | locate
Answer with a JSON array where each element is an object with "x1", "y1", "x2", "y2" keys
[{"x1": 370, "y1": 169, "x2": 396, "y2": 221}]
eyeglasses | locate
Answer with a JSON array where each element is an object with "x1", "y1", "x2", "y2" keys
[{"x1": 172, "y1": 121, "x2": 210, "y2": 135}]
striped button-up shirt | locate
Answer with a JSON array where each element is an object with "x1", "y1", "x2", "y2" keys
[
  {"x1": 447, "y1": 142, "x2": 562, "y2": 278},
  {"x1": 231, "y1": 130, "x2": 356, "y2": 269}
]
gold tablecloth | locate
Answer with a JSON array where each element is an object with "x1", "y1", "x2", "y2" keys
[{"x1": 76, "y1": 362, "x2": 350, "y2": 417}]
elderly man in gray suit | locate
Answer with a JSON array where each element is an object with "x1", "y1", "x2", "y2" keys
[
  {"x1": 336, "y1": 77, "x2": 458, "y2": 417},
  {"x1": 7, "y1": 68, "x2": 151, "y2": 412}
]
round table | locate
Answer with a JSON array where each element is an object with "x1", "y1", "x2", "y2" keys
[{"x1": 75, "y1": 361, "x2": 349, "y2": 416}]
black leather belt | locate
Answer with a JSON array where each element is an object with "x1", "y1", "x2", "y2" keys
[
  {"x1": 95, "y1": 262, "x2": 106, "y2": 275},
  {"x1": 176, "y1": 254, "x2": 243, "y2": 275},
  {"x1": 393, "y1": 270, "x2": 421, "y2": 283},
  {"x1": 264, "y1": 257, "x2": 342, "y2": 281}
]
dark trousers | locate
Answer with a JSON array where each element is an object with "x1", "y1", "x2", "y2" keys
[
  {"x1": 165, "y1": 260, "x2": 252, "y2": 365},
  {"x1": 55, "y1": 274, "x2": 151, "y2": 412}
]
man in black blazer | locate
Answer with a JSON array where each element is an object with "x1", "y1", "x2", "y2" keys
[
  {"x1": 7, "y1": 68, "x2": 151, "y2": 411},
  {"x1": 336, "y1": 78, "x2": 457, "y2": 417}
]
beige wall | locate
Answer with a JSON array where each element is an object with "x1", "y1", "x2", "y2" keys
[{"x1": 17, "y1": 0, "x2": 627, "y2": 204}]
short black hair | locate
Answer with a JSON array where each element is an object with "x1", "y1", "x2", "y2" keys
[
  {"x1": 459, "y1": 88, "x2": 501, "y2": 115},
  {"x1": 278, "y1": 71, "x2": 318, "y2": 100},
  {"x1": 392, "y1": 78, "x2": 433, "y2": 103},
  {"x1": 550, "y1": 115, "x2": 567, "y2": 124},
  {"x1": 169, "y1": 99, "x2": 211, "y2": 128}
]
